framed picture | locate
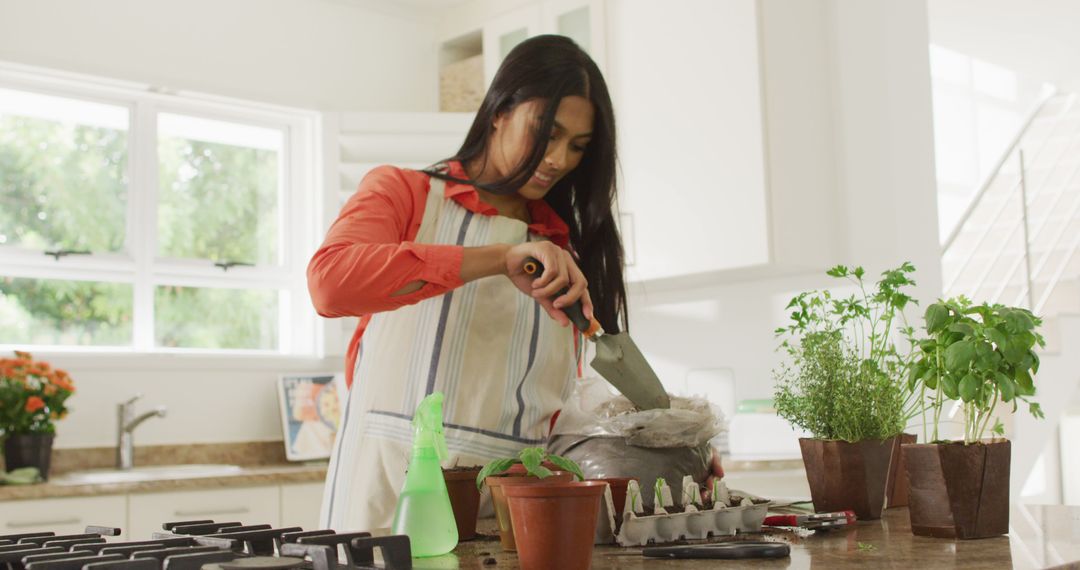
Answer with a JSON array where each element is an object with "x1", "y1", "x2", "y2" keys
[{"x1": 277, "y1": 372, "x2": 346, "y2": 461}]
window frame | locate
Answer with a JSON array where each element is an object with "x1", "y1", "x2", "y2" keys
[{"x1": 0, "y1": 61, "x2": 322, "y2": 357}]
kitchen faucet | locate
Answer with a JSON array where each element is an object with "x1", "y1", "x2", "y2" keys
[{"x1": 116, "y1": 394, "x2": 167, "y2": 470}]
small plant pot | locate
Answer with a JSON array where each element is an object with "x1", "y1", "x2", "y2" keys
[
  {"x1": 443, "y1": 466, "x2": 482, "y2": 541},
  {"x1": 885, "y1": 433, "x2": 917, "y2": 508},
  {"x1": 504, "y1": 481, "x2": 607, "y2": 570},
  {"x1": 799, "y1": 436, "x2": 896, "y2": 520},
  {"x1": 589, "y1": 477, "x2": 636, "y2": 517},
  {"x1": 485, "y1": 471, "x2": 574, "y2": 551},
  {"x1": 903, "y1": 440, "x2": 1011, "y2": 539},
  {"x1": 3, "y1": 433, "x2": 54, "y2": 480}
]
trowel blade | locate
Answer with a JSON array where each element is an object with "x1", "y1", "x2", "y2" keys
[{"x1": 591, "y1": 332, "x2": 671, "y2": 410}]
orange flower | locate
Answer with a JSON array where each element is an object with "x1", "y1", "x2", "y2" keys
[{"x1": 25, "y1": 396, "x2": 46, "y2": 413}]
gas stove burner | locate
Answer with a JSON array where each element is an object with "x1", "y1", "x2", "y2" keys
[
  {"x1": 202, "y1": 556, "x2": 306, "y2": 570},
  {"x1": 0, "y1": 520, "x2": 413, "y2": 570}
]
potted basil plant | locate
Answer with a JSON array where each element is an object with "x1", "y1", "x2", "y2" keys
[{"x1": 903, "y1": 297, "x2": 1044, "y2": 539}]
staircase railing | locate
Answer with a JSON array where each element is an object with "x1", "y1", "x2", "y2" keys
[{"x1": 940, "y1": 87, "x2": 1080, "y2": 314}]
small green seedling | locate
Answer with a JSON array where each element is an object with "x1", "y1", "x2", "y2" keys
[{"x1": 475, "y1": 446, "x2": 585, "y2": 489}]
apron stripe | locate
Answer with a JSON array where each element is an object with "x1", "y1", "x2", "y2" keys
[
  {"x1": 402, "y1": 196, "x2": 456, "y2": 410},
  {"x1": 324, "y1": 342, "x2": 361, "y2": 527},
  {"x1": 368, "y1": 409, "x2": 545, "y2": 445},
  {"x1": 512, "y1": 301, "x2": 542, "y2": 437},
  {"x1": 424, "y1": 211, "x2": 475, "y2": 396},
  {"x1": 442, "y1": 219, "x2": 490, "y2": 420}
]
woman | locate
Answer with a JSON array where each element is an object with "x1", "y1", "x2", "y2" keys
[{"x1": 308, "y1": 35, "x2": 717, "y2": 531}]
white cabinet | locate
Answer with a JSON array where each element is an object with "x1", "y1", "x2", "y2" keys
[
  {"x1": 0, "y1": 495, "x2": 127, "y2": 538},
  {"x1": 127, "y1": 486, "x2": 280, "y2": 540},
  {"x1": 280, "y1": 483, "x2": 324, "y2": 530},
  {"x1": 442, "y1": 0, "x2": 607, "y2": 91}
]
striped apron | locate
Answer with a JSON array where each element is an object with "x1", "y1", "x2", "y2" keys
[{"x1": 320, "y1": 167, "x2": 578, "y2": 531}]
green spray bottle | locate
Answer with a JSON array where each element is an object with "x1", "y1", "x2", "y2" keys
[{"x1": 391, "y1": 392, "x2": 458, "y2": 557}]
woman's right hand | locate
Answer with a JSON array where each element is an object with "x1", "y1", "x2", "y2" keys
[{"x1": 504, "y1": 241, "x2": 594, "y2": 327}]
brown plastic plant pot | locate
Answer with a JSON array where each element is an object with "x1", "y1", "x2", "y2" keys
[
  {"x1": 799, "y1": 436, "x2": 897, "y2": 520},
  {"x1": 486, "y1": 471, "x2": 574, "y2": 551},
  {"x1": 885, "y1": 433, "x2": 917, "y2": 508},
  {"x1": 504, "y1": 481, "x2": 607, "y2": 570},
  {"x1": 589, "y1": 477, "x2": 637, "y2": 518},
  {"x1": 443, "y1": 467, "x2": 482, "y2": 541},
  {"x1": 903, "y1": 440, "x2": 1011, "y2": 539}
]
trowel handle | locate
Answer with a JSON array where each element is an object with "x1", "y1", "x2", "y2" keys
[{"x1": 522, "y1": 257, "x2": 602, "y2": 337}]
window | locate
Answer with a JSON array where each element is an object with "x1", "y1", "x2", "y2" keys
[{"x1": 0, "y1": 65, "x2": 319, "y2": 355}]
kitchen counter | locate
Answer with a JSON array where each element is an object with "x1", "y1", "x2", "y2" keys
[
  {"x1": 430, "y1": 504, "x2": 1080, "y2": 569},
  {"x1": 0, "y1": 463, "x2": 327, "y2": 501},
  {"x1": 0, "y1": 442, "x2": 327, "y2": 501}
]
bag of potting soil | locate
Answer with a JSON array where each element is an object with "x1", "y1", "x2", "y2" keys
[{"x1": 547, "y1": 376, "x2": 725, "y2": 510}]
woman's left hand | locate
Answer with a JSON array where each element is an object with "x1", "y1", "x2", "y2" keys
[{"x1": 703, "y1": 449, "x2": 725, "y2": 499}]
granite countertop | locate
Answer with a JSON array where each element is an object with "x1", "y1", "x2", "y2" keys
[
  {"x1": 0, "y1": 442, "x2": 327, "y2": 501},
  {"x1": 434, "y1": 505, "x2": 1080, "y2": 569}
]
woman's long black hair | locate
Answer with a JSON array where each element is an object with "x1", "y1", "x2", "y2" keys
[{"x1": 428, "y1": 34, "x2": 628, "y2": 333}]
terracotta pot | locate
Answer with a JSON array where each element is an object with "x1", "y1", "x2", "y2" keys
[
  {"x1": 885, "y1": 433, "x2": 917, "y2": 508},
  {"x1": 799, "y1": 436, "x2": 897, "y2": 520},
  {"x1": 589, "y1": 477, "x2": 636, "y2": 517},
  {"x1": 903, "y1": 440, "x2": 1011, "y2": 539},
  {"x1": 504, "y1": 481, "x2": 607, "y2": 570},
  {"x1": 3, "y1": 433, "x2": 54, "y2": 480},
  {"x1": 443, "y1": 467, "x2": 482, "y2": 541},
  {"x1": 486, "y1": 471, "x2": 574, "y2": 551}
]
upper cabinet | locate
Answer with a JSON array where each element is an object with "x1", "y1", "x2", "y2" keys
[{"x1": 440, "y1": 0, "x2": 607, "y2": 107}]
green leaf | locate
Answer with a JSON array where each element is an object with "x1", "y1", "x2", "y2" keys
[
  {"x1": 992, "y1": 418, "x2": 1005, "y2": 436},
  {"x1": 959, "y1": 373, "x2": 979, "y2": 402},
  {"x1": 519, "y1": 447, "x2": 553, "y2": 479},
  {"x1": 925, "y1": 303, "x2": 950, "y2": 334},
  {"x1": 476, "y1": 458, "x2": 517, "y2": 489},
  {"x1": 1016, "y1": 370, "x2": 1035, "y2": 396},
  {"x1": 827, "y1": 265, "x2": 848, "y2": 278},
  {"x1": 545, "y1": 453, "x2": 585, "y2": 481},
  {"x1": 944, "y1": 340, "x2": 976, "y2": 373},
  {"x1": 941, "y1": 374, "x2": 959, "y2": 399},
  {"x1": 995, "y1": 372, "x2": 1016, "y2": 402},
  {"x1": 948, "y1": 322, "x2": 974, "y2": 336},
  {"x1": 986, "y1": 328, "x2": 1008, "y2": 350},
  {"x1": 1029, "y1": 402, "x2": 1045, "y2": 420}
]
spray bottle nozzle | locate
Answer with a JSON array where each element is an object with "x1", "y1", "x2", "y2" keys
[{"x1": 413, "y1": 392, "x2": 449, "y2": 462}]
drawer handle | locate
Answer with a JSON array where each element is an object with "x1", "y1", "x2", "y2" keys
[
  {"x1": 7, "y1": 517, "x2": 82, "y2": 529},
  {"x1": 174, "y1": 507, "x2": 251, "y2": 517}
]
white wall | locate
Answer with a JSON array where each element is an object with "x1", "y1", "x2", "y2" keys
[
  {"x1": 628, "y1": 0, "x2": 943, "y2": 410},
  {"x1": 0, "y1": 0, "x2": 438, "y2": 111},
  {"x1": 38, "y1": 353, "x2": 341, "y2": 448}
]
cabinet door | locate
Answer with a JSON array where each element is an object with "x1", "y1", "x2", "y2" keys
[
  {"x1": 127, "y1": 486, "x2": 280, "y2": 540},
  {"x1": 541, "y1": 0, "x2": 606, "y2": 68},
  {"x1": 482, "y1": 5, "x2": 542, "y2": 86},
  {"x1": 0, "y1": 495, "x2": 127, "y2": 538},
  {"x1": 280, "y1": 483, "x2": 324, "y2": 530}
]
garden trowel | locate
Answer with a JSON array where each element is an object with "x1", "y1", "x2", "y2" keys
[{"x1": 524, "y1": 258, "x2": 671, "y2": 410}]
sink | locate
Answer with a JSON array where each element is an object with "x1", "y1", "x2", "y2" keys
[{"x1": 54, "y1": 464, "x2": 244, "y2": 485}]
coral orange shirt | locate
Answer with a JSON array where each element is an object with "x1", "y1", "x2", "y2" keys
[{"x1": 307, "y1": 161, "x2": 570, "y2": 388}]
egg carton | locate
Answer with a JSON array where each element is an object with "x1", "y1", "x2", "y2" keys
[{"x1": 614, "y1": 476, "x2": 770, "y2": 547}]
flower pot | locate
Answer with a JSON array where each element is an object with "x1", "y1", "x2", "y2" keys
[
  {"x1": 504, "y1": 481, "x2": 607, "y2": 570},
  {"x1": 443, "y1": 467, "x2": 482, "y2": 541},
  {"x1": 486, "y1": 471, "x2": 574, "y2": 551},
  {"x1": 798, "y1": 436, "x2": 896, "y2": 520},
  {"x1": 885, "y1": 433, "x2": 917, "y2": 508},
  {"x1": 589, "y1": 477, "x2": 636, "y2": 518},
  {"x1": 3, "y1": 433, "x2": 54, "y2": 480},
  {"x1": 903, "y1": 440, "x2": 1011, "y2": 539}
]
